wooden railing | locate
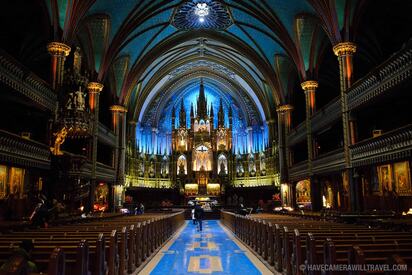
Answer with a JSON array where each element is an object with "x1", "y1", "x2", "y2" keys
[
  {"x1": 348, "y1": 40, "x2": 412, "y2": 110},
  {"x1": 0, "y1": 49, "x2": 56, "y2": 111},
  {"x1": 65, "y1": 153, "x2": 116, "y2": 181},
  {"x1": 0, "y1": 129, "x2": 50, "y2": 169},
  {"x1": 312, "y1": 148, "x2": 345, "y2": 174},
  {"x1": 350, "y1": 124, "x2": 412, "y2": 167},
  {"x1": 288, "y1": 160, "x2": 309, "y2": 181},
  {"x1": 287, "y1": 40, "x2": 412, "y2": 147}
]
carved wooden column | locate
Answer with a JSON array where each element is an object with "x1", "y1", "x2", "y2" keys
[
  {"x1": 333, "y1": 42, "x2": 357, "y2": 164},
  {"x1": 87, "y1": 82, "x2": 104, "y2": 211},
  {"x1": 110, "y1": 105, "x2": 127, "y2": 185},
  {"x1": 119, "y1": 110, "x2": 127, "y2": 185},
  {"x1": 333, "y1": 42, "x2": 358, "y2": 211},
  {"x1": 47, "y1": 42, "x2": 71, "y2": 90},
  {"x1": 301, "y1": 80, "x2": 318, "y2": 174},
  {"x1": 276, "y1": 105, "x2": 293, "y2": 184},
  {"x1": 128, "y1": 121, "x2": 137, "y2": 180}
]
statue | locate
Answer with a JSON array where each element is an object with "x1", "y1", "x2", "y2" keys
[
  {"x1": 74, "y1": 86, "x2": 86, "y2": 111},
  {"x1": 149, "y1": 161, "x2": 155, "y2": 177},
  {"x1": 50, "y1": 127, "x2": 68, "y2": 155},
  {"x1": 65, "y1": 92, "x2": 74, "y2": 110},
  {"x1": 219, "y1": 162, "x2": 226, "y2": 175},
  {"x1": 138, "y1": 161, "x2": 144, "y2": 177},
  {"x1": 179, "y1": 162, "x2": 185, "y2": 175}
]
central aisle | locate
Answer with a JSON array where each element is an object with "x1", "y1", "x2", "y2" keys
[{"x1": 139, "y1": 220, "x2": 273, "y2": 275}]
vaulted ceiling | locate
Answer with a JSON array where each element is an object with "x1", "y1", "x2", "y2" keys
[{"x1": 43, "y1": 0, "x2": 367, "y2": 125}]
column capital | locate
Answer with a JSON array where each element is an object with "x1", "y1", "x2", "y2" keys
[
  {"x1": 333, "y1": 42, "x2": 357, "y2": 56},
  {"x1": 47, "y1": 42, "x2": 71, "y2": 57},
  {"x1": 87, "y1": 82, "x2": 104, "y2": 94},
  {"x1": 301, "y1": 80, "x2": 318, "y2": 91},
  {"x1": 276, "y1": 104, "x2": 294, "y2": 113},
  {"x1": 110, "y1": 105, "x2": 128, "y2": 113}
]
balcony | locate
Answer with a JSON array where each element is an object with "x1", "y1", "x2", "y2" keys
[
  {"x1": 0, "y1": 49, "x2": 56, "y2": 111},
  {"x1": 350, "y1": 124, "x2": 412, "y2": 167},
  {"x1": 66, "y1": 153, "x2": 116, "y2": 182},
  {"x1": 288, "y1": 160, "x2": 309, "y2": 181},
  {"x1": 287, "y1": 97, "x2": 342, "y2": 147},
  {"x1": 287, "y1": 122, "x2": 306, "y2": 146},
  {"x1": 287, "y1": 41, "x2": 412, "y2": 147},
  {"x1": 312, "y1": 149, "x2": 345, "y2": 175},
  {"x1": 348, "y1": 41, "x2": 412, "y2": 110},
  {"x1": 0, "y1": 130, "x2": 50, "y2": 169}
]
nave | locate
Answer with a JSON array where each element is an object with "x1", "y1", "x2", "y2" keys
[
  {"x1": 1, "y1": 0, "x2": 412, "y2": 274},
  {"x1": 140, "y1": 220, "x2": 272, "y2": 275}
]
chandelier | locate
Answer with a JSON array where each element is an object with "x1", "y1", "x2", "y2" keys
[
  {"x1": 195, "y1": 2, "x2": 209, "y2": 22},
  {"x1": 172, "y1": 0, "x2": 232, "y2": 30}
]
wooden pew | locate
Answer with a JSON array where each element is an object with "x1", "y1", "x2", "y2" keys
[{"x1": 0, "y1": 211, "x2": 185, "y2": 275}]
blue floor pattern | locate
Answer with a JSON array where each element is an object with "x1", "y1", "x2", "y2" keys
[{"x1": 148, "y1": 220, "x2": 267, "y2": 275}]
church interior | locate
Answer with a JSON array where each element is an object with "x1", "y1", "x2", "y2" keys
[{"x1": 0, "y1": 0, "x2": 411, "y2": 274}]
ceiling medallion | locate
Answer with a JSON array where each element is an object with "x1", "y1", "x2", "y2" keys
[{"x1": 172, "y1": 0, "x2": 233, "y2": 30}]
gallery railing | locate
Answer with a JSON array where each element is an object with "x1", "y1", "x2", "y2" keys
[
  {"x1": 348, "y1": 40, "x2": 412, "y2": 110},
  {"x1": 287, "y1": 40, "x2": 412, "y2": 147},
  {"x1": 0, "y1": 49, "x2": 56, "y2": 111},
  {"x1": 0, "y1": 129, "x2": 50, "y2": 169},
  {"x1": 288, "y1": 160, "x2": 309, "y2": 181},
  {"x1": 350, "y1": 124, "x2": 412, "y2": 167},
  {"x1": 312, "y1": 148, "x2": 345, "y2": 174}
]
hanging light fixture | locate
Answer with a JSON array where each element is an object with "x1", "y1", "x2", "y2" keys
[{"x1": 194, "y1": 2, "x2": 209, "y2": 22}]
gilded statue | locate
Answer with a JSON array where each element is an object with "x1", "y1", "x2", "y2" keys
[
  {"x1": 179, "y1": 162, "x2": 185, "y2": 175},
  {"x1": 50, "y1": 127, "x2": 68, "y2": 155},
  {"x1": 74, "y1": 86, "x2": 86, "y2": 111}
]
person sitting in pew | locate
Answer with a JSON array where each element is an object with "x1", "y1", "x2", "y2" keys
[
  {"x1": 237, "y1": 204, "x2": 249, "y2": 216},
  {"x1": 0, "y1": 239, "x2": 38, "y2": 274},
  {"x1": 29, "y1": 196, "x2": 49, "y2": 228}
]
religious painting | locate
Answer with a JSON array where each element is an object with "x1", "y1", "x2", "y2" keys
[
  {"x1": 94, "y1": 183, "x2": 109, "y2": 212},
  {"x1": 281, "y1": 183, "x2": 290, "y2": 206},
  {"x1": 377, "y1": 164, "x2": 392, "y2": 194},
  {"x1": 9, "y1": 167, "x2": 24, "y2": 198},
  {"x1": 0, "y1": 165, "x2": 7, "y2": 199},
  {"x1": 296, "y1": 180, "x2": 311, "y2": 205},
  {"x1": 394, "y1": 161, "x2": 411, "y2": 196}
]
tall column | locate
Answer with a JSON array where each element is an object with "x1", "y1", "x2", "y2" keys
[
  {"x1": 301, "y1": 80, "x2": 318, "y2": 174},
  {"x1": 333, "y1": 42, "x2": 358, "y2": 211},
  {"x1": 87, "y1": 82, "x2": 104, "y2": 212},
  {"x1": 110, "y1": 105, "x2": 127, "y2": 185},
  {"x1": 119, "y1": 110, "x2": 127, "y2": 185},
  {"x1": 47, "y1": 42, "x2": 71, "y2": 90},
  {"x1": 276, "y1": 105, "x2": 293, "y2": 184}
]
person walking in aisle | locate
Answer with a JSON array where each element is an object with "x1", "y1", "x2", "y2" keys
[{"x1": 194, "y1": 203, "x2": 204, "y2": 231}]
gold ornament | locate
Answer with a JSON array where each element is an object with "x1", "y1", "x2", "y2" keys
[
  {"x1": 50, "y1": 127, "x2": 69, "y2": 155},
  {"x1": 301, "y1": 80, "x2": 319, "y2": 91},
  {"x1": 333, "y1": 42, "x2": 357, "y2": 56},
  {"x1": 47, "y1": 42, "x2": 71, "y2": 57}
]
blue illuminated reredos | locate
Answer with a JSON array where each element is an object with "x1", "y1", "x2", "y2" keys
[{"x1": 136, "y1": 80, "x2": 269, "y2": 155}]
